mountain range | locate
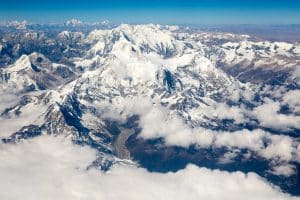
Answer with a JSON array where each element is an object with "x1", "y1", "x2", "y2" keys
[{"x1": 0, "y1": 23, "x2": 299, "y2": 196}]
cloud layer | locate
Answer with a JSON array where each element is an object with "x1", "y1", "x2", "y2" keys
[
  {"x1": 101, "y1": 96, "x2": 299, "y2": 165},
  {"x1": 0, "y1": 136, "x2": 297, "y2": 200}
]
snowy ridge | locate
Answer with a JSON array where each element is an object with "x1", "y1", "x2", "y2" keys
[
  {"x1": 196, "y1": 32, "x2": 300, "y2": 84},
  {"x1": 0, "y1": 52, "x2": 76, "y2": 93}
]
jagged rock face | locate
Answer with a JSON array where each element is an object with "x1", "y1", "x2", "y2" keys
[{"x1": 0, "y1": 24, "x2": 299, "y2": 195}]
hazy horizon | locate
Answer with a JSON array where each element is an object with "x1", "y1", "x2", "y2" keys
[{"x1": 1, "y1": 0, "x2": 300, "y2": 24}]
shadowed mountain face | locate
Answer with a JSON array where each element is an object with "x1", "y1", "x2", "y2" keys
[{"x1": 0, "y1": 24, "x2": 299, "y2": 197}]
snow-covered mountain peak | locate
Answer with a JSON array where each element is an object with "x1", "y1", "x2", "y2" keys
[
  {"x1": 7, "y1": 20, "x2": 28, "y2": 29},
  {"x1": 86, "y1": 24, "x2": 185, "y2": 58},
  {"x1": 8, "y1": 55, "x2": 32, "y2": 72},
  {"x1": 57, "y1": 31, "x2": 85, "y2": 41},
  {"x1": 72, "y1": 24, "x2": 237, "y2": 104},
  {"x1": 6, "y1": 52, "x2": 53, "y2": 74},
  {"x1": 0, "y1": 51, "x2": 76, "y2": 93},
  {"x1": 65, "y1": 19, "x2": 83, "y2": 26}
]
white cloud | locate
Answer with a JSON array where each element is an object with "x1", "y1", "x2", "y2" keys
[
  {"x1": 0, "y1": 96, "x2": 47, "y2": 138},
  {"x1": 269, "y1": 164, "x2": 296, "y2": 177},
  {"x1": 252, "y1": 99, "x2": 300, "y2": 130},
  {"x1": 138, "y1": 104, "x2": 215, "y2": 147},
  {"x1": 100, "y1": 96, "x2": 299, "y2": 163},
  {"x1": 214, "y1": 129, "x2": 265, "y2": 151},
  {"x1": 292, "y1": 66, "x2": 300, "y2": 84},
  {"x1": 282, "y1": 90, "x2": 300, "y2": 113},
  {"x1": 0, "y1": 136, "x2": 297, "y2": 200},
  {"x1": 259, "y1": 134, "x2": 295, "y2": 161},
  {"x1": 203, "y1": 102, "x2": 246, "y2": 124},
  {"x1": 218, "y1": 149, "x2": 240, "y2": 164},
  {"x1": 0, "y1": 93, "x2": 20, "y2": 114}
]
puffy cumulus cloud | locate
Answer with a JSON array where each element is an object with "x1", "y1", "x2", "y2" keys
[
  {"x1": 193, "y1": 87, "x2": 299, "y2": 133},
  {"x1": 282, "y1": 90, "x2": 300, "y2": 113},
  {"x1": 297, "y1": 144, "x2": 300, "y2": 161},
  {"x1": 138, "y1": 106, "x2": 215, "y2": 147},
  {"x1": 226, "y1": 82, "x2": 255, "y2": 103},
  {"x1": 200, "y1": 102, "x2": 246, "y2": 124},
  {"x1": 259, "y1": 134, "x2": 295, "y2": 161},
  {"x1": 252, "y1": 99, "x2": 300, "y2": 130},
  {"x1": 269, "y1": 164, "x2": 297, "y2": 177},
  {"x1": 215, "y1": 129, "x2": 297, "y2": 162},
  {"x1": 102, "y1": 96, "x2": 215, "y2": 147},
  {"x1": 260, "y1": 85, "x2": 287, "y2": 99},
  {"x1": 292, "y1": 66, "x2": 300, "y2": 84},
  {"x1": 139, "y1": 105, "x2": 297, "y2": 162},
  {"x1": 0, "y1": 136, "x2": 297, "y2": 200},
  {"x1": 218, "y1": 149, "x2": 240, "y2": 164},
  {"x1": 100, "y1": 96, "x2": 299, "y2": 163},
  {"x1": 214, "y1": 129, "x2": 265, "y2": 151}
]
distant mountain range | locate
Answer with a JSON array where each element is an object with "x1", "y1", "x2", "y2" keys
[{"x1": 0, "y1": 23, "x2": 299, "y2": 196}]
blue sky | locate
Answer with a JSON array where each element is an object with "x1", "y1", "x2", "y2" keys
[{"x1": 0, "y1": 0, "x2": 300, "y2": 24}]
